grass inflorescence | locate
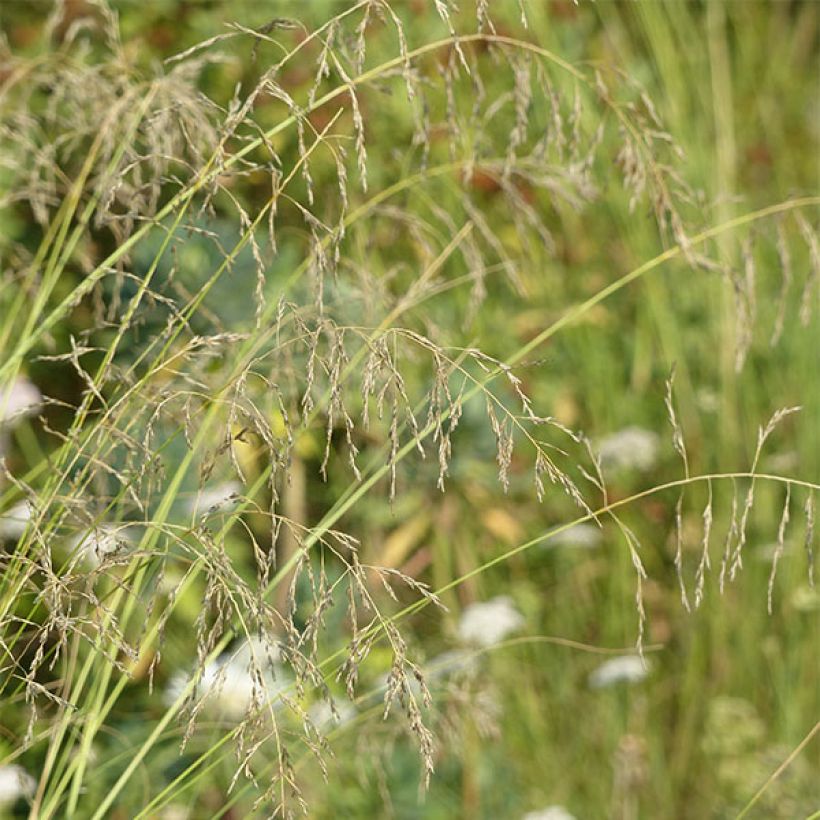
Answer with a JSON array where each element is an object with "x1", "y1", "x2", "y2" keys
[{"x1": 0, "y1": 1, "x2": 817, "y2": 817}]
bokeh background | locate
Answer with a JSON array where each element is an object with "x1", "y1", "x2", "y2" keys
[{"x1": 0, "y1": 2, "x2": 817, "y2": 818}]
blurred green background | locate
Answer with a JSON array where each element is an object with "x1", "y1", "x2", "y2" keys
[{"x1": 0, "y1": 1, "x2": 817, "y2": 818}]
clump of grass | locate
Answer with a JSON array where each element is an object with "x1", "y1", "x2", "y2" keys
[{"x1": 0, "y1": 1, "x2": 817, "y2": 816}]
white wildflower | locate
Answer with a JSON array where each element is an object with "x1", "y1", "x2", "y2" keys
[
  {"x1": 0, "y1": 500, "x2": 32, "y2": 540},
  {"x1": 185, "y1": 481, "x2": 242, "y2": 516},
  {"x1": 598, "y1": 426, "x2": 660, "y2": 473},
  {"x1": 548, "y1": 523, "x2": 602, "y2": 550},
  {"x1": 523, "y1": 808, "x2": 577, "y2": 820},
  {"x1": 0, "y1": 764, "x2": 35, "y2": 806},
  {"x1": 457, "y1": 596, "x2": 524, "y2": 647},
  {"x1": 164, "y1": 638, "x2": 290, "y2": 721},
  {"x1": 69, "y1": 524, "x2": 135, "y2": 567},
  {"x1": 589, "y1": 655, "x2": 650, "y2": 689},
  {"x1": 308, "y1": 698, "x2": 356, "y2": 731},
  {"x1": 0, "y1": 378, "x2": 42, "y2": 426}
]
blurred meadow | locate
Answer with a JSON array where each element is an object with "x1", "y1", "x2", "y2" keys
[{"x1": 0, "y1": 1, "x2": 818, "y2": 818}]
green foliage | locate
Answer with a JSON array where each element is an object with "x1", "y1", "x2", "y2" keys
[{"x1": 0, "y1": 2, "x2": 817, "y2": 818}]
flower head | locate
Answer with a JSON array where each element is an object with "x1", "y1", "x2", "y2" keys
[
  {"x1": 598, "y1": 426, "x2": 660, "y2": 473},
  {"x1": 0, "y1": 764, "x2": 35, "y2": 806},
  {"x1": 523, "y1": 807, "x2": 577, "y2": 820},
  {"x1": 457, "y1": 596, "x2": 524, "y2": 647},
  {"x1": 185, "y1": 481, "x2": 242, "y2": 517},
  {"x1": 69, "y1": 524, "x2": 135, "y2": 567},
  {"x1": 0, "y1": 501, "x2": 32, "y2": 541},
  {"x1": 164, "y1": 637, "x2": 290, "y2": 721},
  {"x1": 159, "y1": 807, "x2": 190, "y2": 820},
  {"x1": 0, "y1": 378, "x2": 42, "y2": 427},
  {"x1": 588, "y1": 655, "x2": 649, "y2": 689}
]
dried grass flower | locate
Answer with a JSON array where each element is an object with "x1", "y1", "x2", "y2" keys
[
  {"x1": 0, "y1": 377, "x2": 41, "y2": 426},
  {"x1": 0, "y1": 500, "x2": 32, "y2": 540},
  {"x1": 165, "y1": 638, "x2": 290, "y2": 722},
  {"x1": 68, "y1": 524, "x2": 136, "y2": 567},
  {"x1": 185, "y1": 481, "x2": 243, "y2": 517},
  {"x1": 548, "y1": 523, "x2": 602, "y2": 550}
]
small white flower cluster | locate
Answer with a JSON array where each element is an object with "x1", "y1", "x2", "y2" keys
[
  {"x1": 0, "y1": 500, "x2": 32, "y2": 541},
  {"x1": 588, "y1": 655, "x2": 650, "y2": 689},
  {"x1": 68, "y1": 524, "x2": 136, "y2": 567},
  {"x1": 0, "y1": 377, "x2": 41, "y2": 427},
  {"x1": 522, "y1": 807, "x2": 577, "y2": 820},
  {"x1": 0, "y1": 377, "x2": 42, "y2": 482},
  {"x1": 159, "y1": 806, "x2": 191, "y2": 820},
  {"x1": 457, "y1": 596, "x2": 524, "y2": 647},
  {"x1": 0, "y1": 764, "x2": 35, "y2": 807},
  {"x1": 185, "y1": 481, "x2": 242, "y2": 517},
  {"x1": 372, "y1": 618, "x2": 511, "y2": 711},
  {"x1": 598, "y1": 426, "x2": 660, "y2": 473},
  {"x1": 164, "y1": 638, "x2": 291, "y2": 721}
]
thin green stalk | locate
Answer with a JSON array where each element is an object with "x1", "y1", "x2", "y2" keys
[
  {"x1": 34, "y1": 112, "x2": 345, "y2": 815},
  {"x1": 262, "y1": 197, "x2": 820, "y2": 603},
  {"x1": 0, "y1": 32, "x2": 622, "y2": 384},
  {"x1": 0, "y1": 85, "x2": 150, "y2": 357},
  {"x1": 87, "y1": 196, "x2": 819, "y2": 814},
  {"x1": 4, "y1": 17, "x2": 815, "y2": 814},
  {"x1": 148, "y1": 468, "x2": 814, "y2": 814},
  {"x1": 315, "y1": 470, "x2": 817, "y2": 677},
  {"x1": 735, "y1": 720, "x2": 820, "y2": 820},
  {"x1": 19, "y1": 190, "x2": 820, "y2": 817}
]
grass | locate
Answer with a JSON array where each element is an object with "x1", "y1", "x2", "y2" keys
[{"x1": 0, "y1": 1, "x2": 817, "y2": 818}]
